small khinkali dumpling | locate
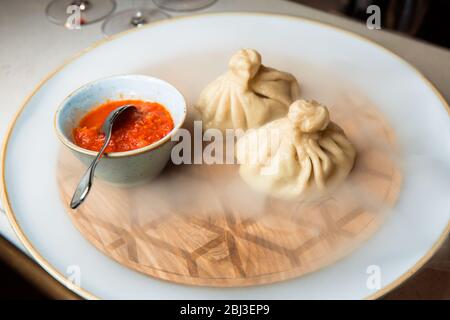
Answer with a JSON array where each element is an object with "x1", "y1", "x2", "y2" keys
[
  {"x1": 195, "y1": 49, "x2": 301, "y2": 132},
  {"x1": 236, "y1": 100, "x2": 356, "y2": 200}
]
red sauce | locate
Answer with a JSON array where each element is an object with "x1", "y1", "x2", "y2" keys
[{"x1": 73, "y1": 100, "x2": 174, "y2": 153}]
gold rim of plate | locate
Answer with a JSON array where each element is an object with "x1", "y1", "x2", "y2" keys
[{"x1": 1, "y1": 12, "x2": 449, "y2": 300}]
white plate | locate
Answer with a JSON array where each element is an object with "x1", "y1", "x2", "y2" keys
[{"x1": 2, "y1": 13, "x2": 449, "y2": 300}]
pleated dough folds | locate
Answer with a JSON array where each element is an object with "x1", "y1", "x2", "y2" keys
[
  {"x1": 236, "y1": 100, "x2": 356, "y2": 199},
  {"x1": 195, "y1": 48, "x2": 301, "y2": 132}
]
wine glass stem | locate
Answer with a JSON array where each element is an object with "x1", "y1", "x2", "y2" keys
[
  {"x1": 131, "y1": 0, "x2": 147, "y2": 26},
  {"x1": 131, "y1": 12, "x2": 147, "y2": 27},
  {"x1": 71, "y1": 0, "x2": 90, "y2": 11}
]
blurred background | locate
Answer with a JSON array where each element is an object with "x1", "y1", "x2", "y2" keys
[
  {"x1": 0, "y1": 0, "x2": 448, "y2": 299},
  {"x1": 292, "y1": 0, "x2": 450, "y2": 48}
]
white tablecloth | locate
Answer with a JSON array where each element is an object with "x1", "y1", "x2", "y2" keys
[{"x1": 1, "y1": 0, "x2": 449, "y2": 253}]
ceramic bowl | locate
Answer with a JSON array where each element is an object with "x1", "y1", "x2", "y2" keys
[{"x1": 54, "y1": 74, "x2": 187, "y2": 184}]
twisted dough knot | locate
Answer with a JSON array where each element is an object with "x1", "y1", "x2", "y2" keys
[
  {"x1": 228, "y1": 48, "x2": 262, "y2": 81},
  {"x1": 288, "y1": 100, "x2": 330, "y2": 133}
]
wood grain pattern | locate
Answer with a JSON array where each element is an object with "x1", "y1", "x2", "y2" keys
[{"x1": 57, "y1": 104, "x2": 401, "y2": 287}]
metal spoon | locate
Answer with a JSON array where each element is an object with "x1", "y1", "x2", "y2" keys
[{"x1": 70, "y1": 104, "x2": 137, "y2": 209}]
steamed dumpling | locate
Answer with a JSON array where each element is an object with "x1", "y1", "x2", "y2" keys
[
  {"x1": 195, "y1": 49, "x2": 301, "y2": 132},
  {"x1": 236, "y1": 100, "x2": 356, "y2": 200}
]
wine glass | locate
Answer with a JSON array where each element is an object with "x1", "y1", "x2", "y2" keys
[
  {"x1": 153, "y1": 0, "x2": 217, "y2": 12},
  {"x1": 46, "y1": 0, "x2": 116, "y2": 27},
  {"x1": 102, "y1": 1, "x2": 170, "y2": 37}
]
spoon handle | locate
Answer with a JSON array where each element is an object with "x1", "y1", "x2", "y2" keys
[{"x1": 70, "y1": 129, "x2": 113, "y2": 209}]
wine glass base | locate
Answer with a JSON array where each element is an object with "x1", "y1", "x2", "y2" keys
[
  {"x1": 46, "y1": 0, "x2": 116, "y2": 26},
  {"x1": 101, "y1": 8, "x2": 170, "y2": 37},
  {"x1": 153, "y1": 0, "x2": 217, "y2": 12}
]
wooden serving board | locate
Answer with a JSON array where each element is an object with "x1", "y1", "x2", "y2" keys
[{"x1": 57, "y1": 102, "x2": 401, "y2": 287}]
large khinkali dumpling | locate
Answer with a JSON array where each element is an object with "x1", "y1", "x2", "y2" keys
[
  {"x1": 195, "y1": 49, "x2": 301, "y2": 132},
  {"x1": 236, "y1": 99, "x2": 356, "y2": 200}
]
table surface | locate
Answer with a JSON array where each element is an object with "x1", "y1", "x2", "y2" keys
[{"x1": 0, "y1": 0, "x2": 448, "y2": 299}]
